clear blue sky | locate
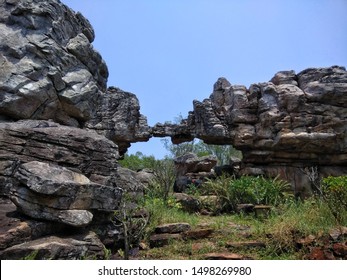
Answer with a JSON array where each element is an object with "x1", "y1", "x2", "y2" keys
[{"x1": 62, "y1": 0, "x2": 347, "y2": 159}]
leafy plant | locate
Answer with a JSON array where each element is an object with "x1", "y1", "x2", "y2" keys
[
  {"x1": 202, "y1": 175, "x2": 291, "y2": 212},
  {"x1": 321, "y1": 175, "x2": 347, "y2": 224}
]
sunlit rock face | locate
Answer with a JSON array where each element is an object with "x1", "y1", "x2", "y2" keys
[
  {"x1": 0, "y1": 0, "x2": 106, "y2": 125},
  {"x1": 0, "y1": 0, "x2": 150, "y2": 150}
]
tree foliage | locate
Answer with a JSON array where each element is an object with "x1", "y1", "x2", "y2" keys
[
  {"x1": 161, "y1": 114, "x2": 242, "y2": 164},
  {"x1": 162, "y1": 138, "x2": 242, "y2": 165},
  {"x1": 119, "y1": 151, "x2": 156, "y2": 171}
]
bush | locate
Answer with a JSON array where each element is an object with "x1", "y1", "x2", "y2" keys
[
  {"x1": 202, "y1": 175, "x2": 291, "y2": 212},
  {"x1": 119, "y1": 152, "x2": 156, "y2": 171},
  {"x1": 321, "y1": 175, "x2": 347, "y2": 224},
  {"x1": 144, "y1": 158, "x2": 176, "y2": 202}
]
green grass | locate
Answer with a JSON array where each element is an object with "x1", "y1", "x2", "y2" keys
[
  {"x1": 144, "y1": 196, "x2": 200, "y2": 232},
  {"x1": 139, "y1": 194, "x2": 346, "y2": 260}
]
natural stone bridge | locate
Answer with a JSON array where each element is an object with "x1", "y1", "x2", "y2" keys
[{"x1": 0, "y1": 0, "x2": 346, "y2": 259}]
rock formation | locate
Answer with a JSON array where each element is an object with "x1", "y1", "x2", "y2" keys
[
  {"x1": 0, "y1": 0, "x2": 147, "y2": 259},
  {"x1": 0, "y1": 0, "x2": 150, "y2": 150},
  {"x1": 173, "y1": 153, "x2": 217, "y2": 193},
  {"x1": 0, "y1": 0, "x2": 346, "y2": 259},
  {"x1": 153, "y1": 66, "x2": 347, "y2": 195}
]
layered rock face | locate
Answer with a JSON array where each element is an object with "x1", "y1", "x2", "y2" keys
[
  {"x1": 173, "y1": 153, "x2": 217, "y2": 193},
  {"x1": 0, "y1": 0, "x2": 147, "y2": 259},
  {"x1": 153, "y1": 66, "x2": 347, "y2": 193},
  {"x1": 0, "y1": 0, "x2": 150, "y2": 148}
]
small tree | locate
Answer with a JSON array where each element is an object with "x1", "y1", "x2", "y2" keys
[
  {"x1": 150, "y1": 157, "x2": 176, "y2": 203},
  {"x1": 301, "y1": 166, "x2": 322, "y2": 196},
  {"x1": 113, "y1": 194, "x2": 148, "y2": 260}
]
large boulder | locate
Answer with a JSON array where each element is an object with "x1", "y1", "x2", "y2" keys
[
  {"x1": 0, "y1": 231, "x2": 106, "y2": 260},
  {"x1": 0, "y1": 0, "x2": 151, "y2": 258},
  {"x1": 0, "y1": 120, "x2": 120, "y2": 195},
  {"x1": 84, "y1": 87, "x2": 150, "y2": 155},
  {"x1": 173, "y1": 153, "x2": 217, "y2": 193},
  {"x1": 174, "y1": 153, "x2": 217, "y2": 176},
  {"x1": 10, "y1": 161, "x2": 122, "y2": 227},
  {"x1": 0, "y1": 0, "x2": 150, "y2": 154},
  {"x1": 0, "y1": 197, "x2": 67, "y2": 250},
  {"x1": 0, "y1": 0, "x2": 106, "y2": 125}
]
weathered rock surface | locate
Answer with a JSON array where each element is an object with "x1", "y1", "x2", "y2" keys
[
  {"x1": 0, "y1": 197, "x2": 67, "y2": 250},
  {"x1": 155, "y1": 223, "x2": 191, "y2": 234},
  {"x1": 135, "y1": 169, "x2": 155, "y2": 186},
  {"x1": 0, "y1": 231, "x2": 106, "y2": 260},
  {"x1": 0, "y1": 120, "x2": 120, "y2": 195},
  {"x1": 11, "y1": 161, "x2": 122, "y2": 227},
  {"x1": 0, "y1": 0, "x2": 150, "y2": 258},
  {"x1": 153, "y1": 66, "x2": 347, "y2": 194},
  {"x1": 0, "y1": 0, "x2": 150, "y2": 153},
  {"x1": 0, "y1": 0, "x2": 106, "y2": 125},
  {"x1": 172, "y1": 193, "x2": 201, "y2": 213},
  {"x1": 173, "y1": 153, "x2": 217, "y2": 193},
  {"x1": 84, "y1": 87, "x2": 150, "y2": 155},
  {"x1": 174, "y1": 153, "x2": 217, "y2": 176},
  {"x1": 115, "y1": 167, "x2": 145, "y2": 199}
]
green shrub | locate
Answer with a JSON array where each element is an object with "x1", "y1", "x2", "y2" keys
[
  {"x1": 321, "y1": 175, "x2": 347, "y2": 224},
  {"x1": 202, "y1": 175, "x2": 291, "y2": 212},
  {"x1": 119, "y1": 151, "x2": 156, "y2": 171}
]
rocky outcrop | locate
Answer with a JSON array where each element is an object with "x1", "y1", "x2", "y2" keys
[
  {"x1": 0, "y1": 0, "x2": 149, "y2": 258},
  {"x1": 0, "y1": 0, "x2": 150, "y2": 151},
  {"x1": 84, "y1": 87, "x2": 150, "y2": 155},
  {"x1": 0, "y1": 118, "x2": 145, "y2": 257},
  {"x1": 0, "y1": 0, "x2": 346, "y2": 259},
  {"x1": 0, "y1": 119, "x2": 120, "y2": 195},
  {"x1": 0, "y1": 231, "x2": 106, "y2": 260},
  {"x1": 0, "y1": 0, "x2": 106, "y2": 125},
  {"x1": 174, "y1": 153, "x2": 217, "y2": 176},
  {"x1": 11, "y1": 161, "x2": 122, "y2": 227},
  {"x1": 153, "y1": 66, "x2": 347, "y2": 194},
  {"x1": 173, "y1": 153, "x2": 217, "y2": 192}
]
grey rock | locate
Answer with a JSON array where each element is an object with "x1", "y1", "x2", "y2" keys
[
  {"x1": 0, "y1": 120, "x2": 119, "y2": 191},
  {"x1": 155, "y1": 223, "x2": 191, "y2": 234},
  {"x1": 0, "y1": 0, "x2": 150, "y2": 154},
  {"x1": 172, "y1": 193, "x2": 201, "y2": 213},
  {"x1": 115, "y1": 167, "x2": 145, "y2": 200},
  {"x1": 11, "y1": 161, "x2": 123, "y2": 227},
  {"x1": 0, "y1": 231, "x2": 106, "y2": 260},
  {"x1": 84, "y1": 87, "x2": 151, "y2": 155},
  {"x1": 0, "y1": 0, "x2": 107, "y2": 125},
  {"x1": 270, "y1": 70, "x2": 298, "y2": 86},
  {"x1": 135, "y1": 169, "x2": 155, "y2": 186},
  {"x1": 174, "y1": 153, "x2": 217, "y2": 176},
  {"x1": 0, "y1": 197, "x2": 67, "y2": 250}
]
